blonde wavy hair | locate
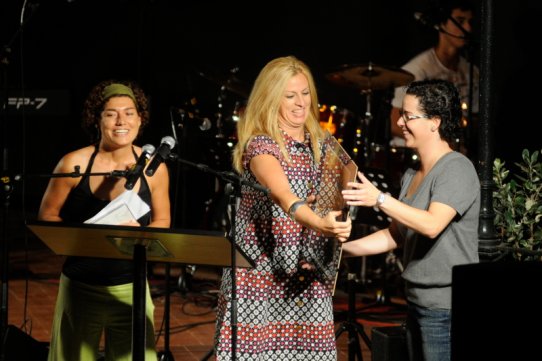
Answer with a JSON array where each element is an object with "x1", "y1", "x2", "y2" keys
[{"x1": 232, "y1": 56, "x2": 325, "y2": 173}]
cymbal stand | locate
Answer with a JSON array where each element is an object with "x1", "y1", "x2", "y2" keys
[
  {"x1": 359, "y1": 63, "x2": 393, "y2": 170},
  {"x1": 215, "y1": 66, "x2": 241, "y2": 140},
  {"x1": 352, "y1": 89, "x2": 373, "y2": 166},
  {"x1": 215, "y1": 89, "x2": 225, "y2": 139},
  {"x1": 359, "y1": 89, "x2": 373, "y2": 169},
  {"x1": 335, "y1": 271, "x2": 372, "y2": 361}
]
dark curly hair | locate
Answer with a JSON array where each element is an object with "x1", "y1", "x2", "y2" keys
[
  {"x1": 405, "y1": 79, "x2": 461, "y2": 145},
  {"x1": 81, "y1": 79, "x2": 150, "y2": 143}
]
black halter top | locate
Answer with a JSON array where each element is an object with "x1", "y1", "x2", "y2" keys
[{"x1": 59, "y1": 145, "x2": 152, "y2": 285}]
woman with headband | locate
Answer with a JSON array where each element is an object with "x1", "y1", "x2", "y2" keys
[{"x1": 38, "y1": 80, "x2": 170, "y2": 361}]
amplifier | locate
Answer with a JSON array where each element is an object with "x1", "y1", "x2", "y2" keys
[{"x1": 371, "y1": 325, "x2": 408, "y2": 361}]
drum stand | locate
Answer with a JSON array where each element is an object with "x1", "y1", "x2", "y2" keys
[
  {"x1": 352, "y1": 89, "x2": 373, "y2": 169},
  {"x1": 335, "y1": 271, "x2": 372, "y2": 361},
  {"x1": 357, "y1": 87, "x2": 390, "y2": 172}
]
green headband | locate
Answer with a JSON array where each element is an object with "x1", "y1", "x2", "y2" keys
[{"x1": 102, "y1": 83, "x2": 136, "y2": 104}]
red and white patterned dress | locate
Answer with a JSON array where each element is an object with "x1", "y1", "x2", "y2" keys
[{"x1": 214, "y1": 131, "x2": 337, "y2": 360}]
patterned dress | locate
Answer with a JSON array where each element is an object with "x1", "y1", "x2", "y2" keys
[{"x1": 214, "y1": 131, "x2": 337, "y2": 360}]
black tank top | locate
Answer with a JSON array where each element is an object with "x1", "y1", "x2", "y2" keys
[{"x1": 60, "y1": 145, "x2": 152, "y2": 285}]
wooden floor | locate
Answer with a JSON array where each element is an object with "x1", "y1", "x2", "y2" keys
[{"x1": 4, "y1": 237, "x2": 407, "y2": 361}]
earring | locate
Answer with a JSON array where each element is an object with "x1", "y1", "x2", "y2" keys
[{"x1": 431, "y1": 127, "x2": 436, "y2": 132}]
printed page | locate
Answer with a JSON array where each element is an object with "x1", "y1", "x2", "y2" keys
[{"x1": 84, "y1": 190, "x2": 150, "y2": 225}]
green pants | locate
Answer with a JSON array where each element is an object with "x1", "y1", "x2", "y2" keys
[{"x1": 48, "y1": 273, "x2": 157, "y2": 361}]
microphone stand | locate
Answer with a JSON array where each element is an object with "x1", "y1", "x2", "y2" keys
[
  {"x1": 34, "y1": 168, "x2": 129, "y2": 179},
  {"x1": 156, "y1": 111, "x2": 184, "y2": 361},
  {"x1": 169, "y1": 154, "x2": 267, "y2": 361},
  {"x1": 0, "y1": 173, "x2": 19, "y2": 358},
  {"x1": 0, "y1": 2, "x2": 39, "y2": 353},
  {"x1": 169, "y1": 155, "x2": 269, "y2": 196},
  {"x1": 445, "y1": 13, "x2": 477, "y2": 157}
]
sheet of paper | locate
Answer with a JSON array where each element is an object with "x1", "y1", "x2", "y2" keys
[{"x1": 84, "y1": 190, "x2": 151, "y2": 225}]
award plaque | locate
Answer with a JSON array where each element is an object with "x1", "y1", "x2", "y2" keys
[{"x1": 311, "y1": 131, "x2": 358, "y2": 295}]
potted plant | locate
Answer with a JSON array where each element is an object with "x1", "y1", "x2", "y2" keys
[{"x1": 492, "y1": 149, "x2": 542, "y2": 261}]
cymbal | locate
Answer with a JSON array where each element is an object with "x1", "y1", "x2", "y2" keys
[
  {"x1": 197, "y1": 69, "x2": 249, "y2": 98},
  {"x1": 326, "y1": 63, "x2": 414, "y2": 91}
]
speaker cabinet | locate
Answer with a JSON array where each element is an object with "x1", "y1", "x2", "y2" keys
[
  {"x1": 452, "y1": 261, "x2": 542, "y2": 360},
  {"x1": 1, "y1": 325, "x2": 48, "y2": 361},
  {"x1": 371, "y1": 325, "x2": 408, "y2": 361}
]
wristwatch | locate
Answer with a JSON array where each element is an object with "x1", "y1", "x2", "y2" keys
[{"x1": 376, "y1": 192, "x2": 386, "y2": 208}]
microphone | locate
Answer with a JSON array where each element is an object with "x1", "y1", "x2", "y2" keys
[
  {"x1": 145, "y1": 136, "x2": 176, "y2": 177},
  {"x1": 414, "y1": 12, "x2": 440, "y2": 31},
  {"x1": 125, "y1": 144, "x2": 155, "y2": 190}
]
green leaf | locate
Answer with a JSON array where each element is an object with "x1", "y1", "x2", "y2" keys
[{"x1": 493, "y1": 148, "x2": 542, "y2": 261}]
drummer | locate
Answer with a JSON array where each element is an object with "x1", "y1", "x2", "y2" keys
[{"x1": 389, "y1": 0, "x2": 479, "y2": 157}]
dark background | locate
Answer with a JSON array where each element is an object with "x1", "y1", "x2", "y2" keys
[{"x1": 1, "y1": 0, "x2": 540, "y2": 231}]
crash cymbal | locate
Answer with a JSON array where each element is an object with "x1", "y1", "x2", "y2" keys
[
  {"x1": 326, "y1": 63, "x2": 414, "y2": 91},
  {"x1": 197, "y1": 69, "x2": 249, "y2": 98}
]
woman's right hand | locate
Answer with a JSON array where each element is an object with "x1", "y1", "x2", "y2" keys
[{"x1": 342, "y1": 171, "x2": 381, "y2": 208}]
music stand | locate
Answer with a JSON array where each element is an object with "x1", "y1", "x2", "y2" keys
[
  {"x1": 26, "y1": 220, "x2": 254, "y2": 361},
  {"x1": 351, "y1": 168, "x2": 406, "y2": 319}
]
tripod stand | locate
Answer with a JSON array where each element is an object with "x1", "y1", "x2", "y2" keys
[{"x1": 335, "y1": 271, "x2": 372, "y2": 361}]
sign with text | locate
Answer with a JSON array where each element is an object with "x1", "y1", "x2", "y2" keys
[{"x1": 5, "y1": 89, "x2": 70, "y2": 116}]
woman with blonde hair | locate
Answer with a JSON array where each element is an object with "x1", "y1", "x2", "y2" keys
[{"x1": 214, "y1": 56, "x2": 352, "y2": 360}]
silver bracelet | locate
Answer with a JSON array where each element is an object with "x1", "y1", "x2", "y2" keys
[{"x1": 288, "y1": 200, "x2": 307, "y2": 220}]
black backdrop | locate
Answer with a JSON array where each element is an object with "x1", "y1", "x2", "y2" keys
[{"x1": 1, "y1": 0, "x2": 540, "y2": 230}]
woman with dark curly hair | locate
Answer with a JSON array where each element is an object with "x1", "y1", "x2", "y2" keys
[
  {"x1": 38, "y1": 80, "x2": 170, "y2": 360},
  {"x1": 341, "y1": 79, "x2": 480, "y2": 361}
]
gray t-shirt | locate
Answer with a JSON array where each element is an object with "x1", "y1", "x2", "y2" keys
[{"x1": 397, "y1": 151, "x2": 480, "y2": 309}]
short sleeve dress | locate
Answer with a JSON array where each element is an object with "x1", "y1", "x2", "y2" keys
[{"x1": 214, "y1": 131, "x2": 338, "y2": 361}]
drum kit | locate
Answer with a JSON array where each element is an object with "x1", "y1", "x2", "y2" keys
[
  {"x1": 179, "y1": 62, "x2": 418, "y2": 175},
  {"x1": 321, "y1": 62, "x2": 417, "y2": 190}
]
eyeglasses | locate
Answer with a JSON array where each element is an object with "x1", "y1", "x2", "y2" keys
[{"x1": 399, "y1": 109, "x2": 429, "y2": 122}]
